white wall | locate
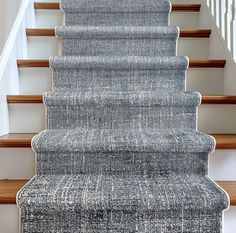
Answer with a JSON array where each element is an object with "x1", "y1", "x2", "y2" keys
[{"x1": 0, "y1": 0, "x2": 22, "y2": 53}]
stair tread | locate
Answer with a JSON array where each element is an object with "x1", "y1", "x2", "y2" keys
[
  {"x1": 217, "y1": 181, "x2": 236, "y2": 205},
  {"x1": 1, "y1": 133, "x2": 236, "y2": 150},
  {"x1": 0, "y1": 133, "x2": 36, "y2": 147},
  {"x1": 26, "y1": 28, "x2": 211, "y2": 38},
  {"x1": 202, "y1": 96, "x2": 236, "y2": 104},
  {"x1": 34, "y1": 2, "x2": 201, "y2": 12},
  {"x1": 7, "y1": 95, "x2": 236, "y2": 104},
  {"x1": 0, "y1": 179, "x2": 234, "y2": 204},
  {"x1": 212, "y1": 134, "x2": 236, "y2": 149},
  {"x1": 7, "y1": 95, "x2": 43, "y2": 104},
  {"x1": 0, "y1": 180, "x2": 28, "y2": 204},
  {"x1": 16, "y1": 59, "x2": 226, "y2": 68}
]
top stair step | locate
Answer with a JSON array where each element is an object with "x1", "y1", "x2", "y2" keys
[{"x1": 34, "y1": 2, "x2": 201, "y2": 12}]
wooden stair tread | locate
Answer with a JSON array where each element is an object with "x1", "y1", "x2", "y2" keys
[
  {"x1": 7, "y1": 95, "x2": 235, "y2": 104},
  {"x1": 189, "y1": 60, "x2": 226, "y2": 68},
  {"x1": 17, "y1": 59, "x2": 226, "y2": 68},
  {"x1": 212, "y1": 134, "x2": 236, "y2": 150},
  {"x1": 172, "y1": 4, "x2": 201, "y2": 12},
  {"x1": 17, "y1": 60, "x2": 49, "y2": 67},
  {"x1": 0, "y1": 133, "x2": 36, "y2": 148},
  {"x1": 0, "y1": 179, "x2": 234, "y2": 204},
  {"x1": 1, "y1": 133, "x2": 236, "y2": 149},
  {"x1": 26, "y1": 28, "x2": 211, "y2": 38},
  {"x1": 7, "y1": 95, "x2": 43, "y2": 104},
  {"x1": 34, "y1": 2, "x2": 201, "y2": 12},
  {"x1": 34, "y1": 2, "x2": 60, "y2": 10},
  {"x1": 202, "y1": 96, "x2": 236, "y2": 104},
  {"x1": 0, "y1": 180, "x2": 28, "y2": 204},
  {"x1": 217, "y1": 181, "x2": 236, "y2": 205}
]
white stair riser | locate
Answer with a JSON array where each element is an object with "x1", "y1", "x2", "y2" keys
[
  {"x1": 224, "y1": 207, "x2": 236, "y2": 233},
  {"x1": 1, "y1": 148, "x2": 236, "y2": 180},
  {"x1": 209, "y1": 150, "x2": 236, "y2": 181},
  {"x1": 0, "y1": 205, "x2": 235, "y2": 233},
  {"x1": 0, "y1": 149, "x2": 35, "y2": 180},
  {"x1": 35, "y1": 9, "x2": 63, "y2": 28},
  {"x1": 8, "y1": 104, "x2": 45, "y2": 133},
  {"x1": 27, "y1": 37, "x2": 61, "y2": 59},
  {"x1": 26, "y1": 37, "x2": 209, "y2": 60},
  {"x1": 19, "y1": 68, "x2": 224, "y2": 95},
  {"x1": 8, "y1": 104, "x2": 235, "y2": 133},
  {"x1": 198, "y1": 105, "x2": 236, "y2": 134},
  {"x1": 0, "y1": 205, "x2": 19, "y2": 233},
  {"x1": 170, "y1": 13, "x2": 199, "y2": 28},
  {"x1": 19, "y1": 68, "x2": 52, "y2": 95},
  {"x1": 187, "y1": 69, "x2": 224, "y2": 95},
  {"x1": 35, "y1": 11, "x2": 199, "y2": 29},
  {"x1": 178, "y1": 39, "x2": 209, "y2": 59}
]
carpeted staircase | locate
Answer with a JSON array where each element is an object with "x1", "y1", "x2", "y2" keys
[{"x1": 17, "y1": 0, "x2": 229, "y2": 232}]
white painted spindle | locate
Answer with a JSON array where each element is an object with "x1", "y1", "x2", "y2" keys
[
  {"x1": 231, "y1": 0, "x2": 236, "y2": 58},
  {"x1": 209, "y1": 0, "x2": 213, "y2": 14},
  {"x1": 214, "y1": 0, "x2": 220, "y2": 26},
  {"x1": 206, "y1": 0, "x2": 210, "y2": 7},
  {"x1": 225, "y1": 0, "x2": 232, "y2": 49},
  {"x1": 212, "y1": 0, "x2": 215, "y2": 15},
  {"x1": 219, "y1": 0, "x2": 226, "y2": 36}
]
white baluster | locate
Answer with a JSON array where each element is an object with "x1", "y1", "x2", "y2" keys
[
  {"x1": 219, "y1": 0, "x2": 226, "y2": 36},
  {"x1": 212, "y1": 0, "x2": 215, "y2": 15},
  {"x1": 225, "y1": 0, "x2": 232, "y2": 49},
  {"x1": 209, "y1": 0, "x2": 213, "y2": 14},
  {"x1": 231, "y1": 0, "x2": 236, "y2": 58},
  {"x1": 214, "y1": 0, "x2": 220, "y2": 26}
]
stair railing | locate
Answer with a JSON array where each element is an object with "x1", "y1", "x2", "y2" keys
[
  {"x1": 206, "y1": 0, "x2": 236, "y2": 60},
  {"x1": 0, "y1": 0, "x2": 36, "y2": 136}
]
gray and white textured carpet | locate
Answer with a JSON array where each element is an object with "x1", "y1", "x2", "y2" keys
[{"x1": 18, "y1": 0, "x2": 229, "y2": 232}]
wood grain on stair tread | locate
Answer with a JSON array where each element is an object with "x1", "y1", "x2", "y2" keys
[
  {"x1": 189, "y1": 60, "x2": 226, "y2": 68},
  {"x1": 202, "y1": 96, "x2": 236, "y2": 104},
  {"x1": 17, "y1": 60, "x2": 49, "y2": 67},
  {"x1": 212, "y1": 134, "x2": 236, "y2": 150},
  {"x1": 0, "y1": 134, "x2": 35, "y2": 148},
  {"x1": 1, "y1": 133, "x2": 236, "y2": 150},
  {"x1": 7, "y1": 95, "x2": 43, "y2": 104},
  {"x1": 7, "y1": 95, "x2": 236, "y2": 104},
  {"x1": 17, "y1": 59, "x2": 226, "y2": 68},
  {"x1": 34, "y1": 2, "x2": 201, "y2": 12},
  {"x1": 26, "y1": 28, "x2": 211, "y2": 38},
  {"x1": 0, "y1": 180, "x2": 234, "y2": 204},
  {"x1": 217, "y1": 181, "x2": 236, "y2": 205},
  {"x1": 26, "y1": 28, "x2": 56, "y2": 37},
  {"x1": 172, "y1": 4, "x2": 201, "y2": 12},
  {"x1": 0, "y1": 180, "x2": 28, "y2": 204}
]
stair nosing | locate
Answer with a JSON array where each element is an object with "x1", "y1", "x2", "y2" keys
[
  {"x1": 1, "y1": 133, "x2": 236, "y2": 150},
  {"x1": 26, "y1": 28, "x2": 211, "y2": 38},
  {"x1": 0, "y1": 180, "x2": 234, "y2": 204},
  {"x1": 7, "y1": 95, "x2": 235, "y2": 105},
  {"x1": 34, "y1": 3, "x2": 201, "y2": 12},
  {"x1": 16, "y1": 59, "x2": 226, "y2": 68}
]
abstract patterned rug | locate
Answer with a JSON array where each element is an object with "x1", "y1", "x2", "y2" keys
[{"x1": 17, "y1": 0, "x2": 229, "y2": 232}]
